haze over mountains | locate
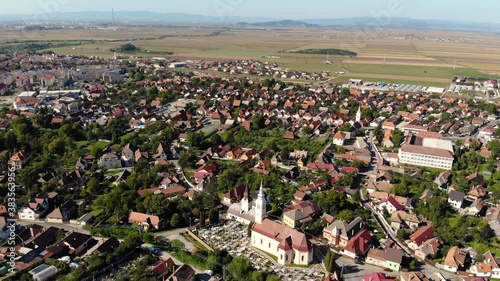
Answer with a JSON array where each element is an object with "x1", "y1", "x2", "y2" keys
[{"x1": 1, "y1": 10, "x2": 499, "y2": 32}]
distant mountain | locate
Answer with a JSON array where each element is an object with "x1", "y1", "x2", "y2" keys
[
  {"x1": 0, "y1": 11, "x2": 273, "y2": 24},
  {"x1": 303, "y1": 17, "x2": 500, "y2": 32},
  {"x1": 236, "y1": 20, "x2": 320, "y2": 28},
  {"x1": 1, "y1": 11, "x2": 499, "y2": 32}
]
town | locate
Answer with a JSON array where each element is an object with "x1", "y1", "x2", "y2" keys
[
  {"x1": 0, "y1": 2, "x2": 500, "y2": 281},
  {"x1": 0, "y1": 46, "x2": 498, "y2": 281}
]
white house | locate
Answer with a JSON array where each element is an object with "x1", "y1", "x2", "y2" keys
[
  {"x1": 333, "y1": 131, "x2": 348, "y2": 146},
  {"x1": 447, "y1": 190, "x2": 465, "y2": 209},
  {"x1": 98, "y1": 152, "x2": 122, "y2": 169},
  {"x1": 251, "y1": 219, "x2": 313, "y2": 265},
  {"x1": 18, "y1": 205, "x2": 38, "y2": 221}
]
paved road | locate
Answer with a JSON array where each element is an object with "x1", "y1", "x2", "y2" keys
[
  {"x1": 359, "y1": 135, "x2": 460, "y2": 280},
  {"x1": 17, "y1": 219, "x2": 90, "y2": 234},
  {"x1": 155, "y1": 227, "x2": 196, "y2": 251}
]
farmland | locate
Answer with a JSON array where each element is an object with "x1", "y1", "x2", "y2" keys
[{"x1": 2, "y1": 26, "x2": 500, "y2": 85}]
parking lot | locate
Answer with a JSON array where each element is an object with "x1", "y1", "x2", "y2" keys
[{"x1": 194, "y1": 221, "x2": 326, "y2": 281}]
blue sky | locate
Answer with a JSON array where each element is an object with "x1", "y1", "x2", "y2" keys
[{"x1": 2, "y1": 0, "x2": 499, "y2": 23}]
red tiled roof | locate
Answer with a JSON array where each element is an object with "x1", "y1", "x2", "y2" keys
[{"x1": 252, "y1": 219, "x2": 312, "y2": 252}]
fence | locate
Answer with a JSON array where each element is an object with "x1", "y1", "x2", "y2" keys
[{"x1": 187, "y1": 230, "x2": 214, "y2": 252}]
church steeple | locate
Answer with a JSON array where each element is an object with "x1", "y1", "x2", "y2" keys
[
  {"x1": 355, "y1": 104, "x2": 362, "y2": 123},
  {"x1": 254, "y1": 179, "x2": 267, "y2": 224},
  {"x1": 241, "y1": 185, "x2": 250, "y2": 213}
]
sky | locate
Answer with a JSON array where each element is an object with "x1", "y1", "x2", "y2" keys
[{"x1": 1, "y1": 0, "x2": 499, "y2": 23}]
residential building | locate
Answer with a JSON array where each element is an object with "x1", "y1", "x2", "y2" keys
[
  {"x1": 333, "y1": 131, "x2": 348, "y2": 146},
  {"x1": 128, "y1": 211, "x2": 161, "y2": 231},
  {"x1": 390, "y1": 211, "x2": 419, "y2": 230},
  {"x1": 251, "y1": 218, "x2": 313, "y2": 265},
  {"x1": 98, "y1": 152, "x2": 122, "y2": 169},
  {"x1": 363, "y1": 273, "x2": 394, "y2": 281},
  {"x1": 407, "y1": 225, "x2": 435, "y2": 250},
  {"x1": 342, "y1": 229, "x2": 372, "y2": 259},
  {"x1": 443, "y1": 246, "x2": 469, "y2": 273},
  {"x1": 121, "y1": 143, "x2": 135, "y2": 161},
  {"x1": 46, "y1": 200, "x2": 77, "y2": 223},
  {"x1": 282, "y1": 209, "x2": 311, "y2": 229},
  {"x1": 8, "y1": 151, "x2": 30, "y2": 170},
  {"x1": 166, "y1": 263, "x2": 196, "y2": 281},
  {"x1": 384, "y1": 248, "x2": 404, "y2": 272},
  {"x1": 60, "y1": 232, "x2": 94, "y2": 256},
  {"x1": 323, "y1": 217, "x2": 364, "y2": 247},
  {"x1": 414, "y1": 237, "x2": 443, "y2": 260},
  {"x1": 400, "y1": 272, "x2": 430, "y2": 281},
  {"x1": 448, "y1": 190, "x2": 465, "y2": 209},
  {"x1": 470, "y1": 251, "x2": 500, "y2": 279}
]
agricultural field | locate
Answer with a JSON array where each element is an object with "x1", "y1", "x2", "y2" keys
[{"x1": 2, "y1": 26, "x2": 500, "y2": 85}]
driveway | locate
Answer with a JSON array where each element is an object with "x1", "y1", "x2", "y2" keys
[{"x1": 155, "y1": 227, "x2": 196, "y2": 251}]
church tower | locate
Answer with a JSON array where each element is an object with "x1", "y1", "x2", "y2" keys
[
  {"x1": 254, "y1": 180, "x2": 267, "y2": 224},
  {"x1": 356, "y1": 105, "x2": 362, "y2": 123},
  {"x1": 241, "y1": 185, "x2": 250, "y2": 213}
]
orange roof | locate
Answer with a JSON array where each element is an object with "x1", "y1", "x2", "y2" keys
[
  {"x1": 128, "y1": 211, "x2": 160, "y2": 228},
  {"x1": 252, "y1": 219, "x2": 311, "y2": 252}
]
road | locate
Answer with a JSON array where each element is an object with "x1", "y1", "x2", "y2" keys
[
  {"x1": 17, "y1": 219, "x2": 90, "y2": 234},
  {"x1": 358, "y1": 133, "x2": 459, "y2": 280}
]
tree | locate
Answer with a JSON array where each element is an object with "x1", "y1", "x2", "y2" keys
[
  {"x1": 187, "y1": 131, "x2": 204, "y2": 148},
  {"x1": 391, "y1": 129, "x2": 405, "y2": 147},
  {"x1": 324, "y1": 250, "x2": 336, "y2": 273},
  {"x1": 489, "y1": 140, "x2": 500, "y2": 158},
  {"x1": 211, "y1": 134, "x2": 223, "y2": 146},
  {"x1": 252, "y1": 115, "x2": 266, "y2": 130},
  {"x1": 170, "y1": 213, "x2": 181, "y2": 228},
  {"x1": 337, "y1": 209, "x2": 354, "y2": 222},
  {"x1": 48, "y1": 137, "x2": 67, "y2": 155},
  {"x1": 226, "y1": 256, "x2": 254, "y2": 281},
  {"x1": 480, "y1": 224, "x2": 495, "y2": 240}
]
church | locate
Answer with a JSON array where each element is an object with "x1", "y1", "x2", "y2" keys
[
  {"x1": 241, "y1": 182, "x2": 313, "y2": 266},
  {"x1": 251, "y1": 218, "x2": 313, "y2": 265},
  {"x1": 226, "y1": 181, "x2": 267, "y2": 225}
]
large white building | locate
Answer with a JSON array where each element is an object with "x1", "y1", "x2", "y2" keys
[
  {"x1": 251, "y1": 219, "x2": 313, "y2": 265},
  {"x1": 398, "y1": 134, "x2": 454, "y2": 170},
  {"x1": 227, "y1": 181, "x2": 267, "y2": 225}
]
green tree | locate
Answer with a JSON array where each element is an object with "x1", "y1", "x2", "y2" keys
[
  {"x1": 337, "y1": 209, "x2": 354, "y2": 222},
  {"x1": 170, "y1": 213, "x2": 181, "y2": 228},
  {"x1": 252, "y1": 115, "x2": 266, "y2": 130},
  {"x1": 391, "y1": 129, "x2": 405, "y2": 147},
  {"x1": 226, "y1": 256, "x2": 253, "y2": 281},
  {"x1": 187, "y1": 131, "x2": 204, "y2": 148},
  {"x1": 324, "y1": 250, "x2": 337, "y2": 273}
]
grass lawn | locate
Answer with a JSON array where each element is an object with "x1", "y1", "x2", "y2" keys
[
  {"x1": 105, "y1": 170, "x2": 123, "y2": 176},
  {"x1": 171, "y1": 249, "x2": 210, "y2": 270},
  {"x1": 345, "y1": 63, "x2": 488, "y2": 79},
  {"x1": 181, "y1": 232, "x2": 211, "y2": 252},
  {"x1": 90, "y1": 209, "x2": 103, "y2": 217}
]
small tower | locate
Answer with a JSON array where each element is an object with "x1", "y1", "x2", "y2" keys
[
  {"x1": 355, "y1": 105, "x2": 362, "y2": 123},
  {"x1": 254, "y1": 180, "x2": 267, "y2": 224},
  {"x1": 241, "y1": 185, "x2": 250, "y2": 213}
]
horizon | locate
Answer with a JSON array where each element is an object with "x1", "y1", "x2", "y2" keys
[{"x1": 1, "y1": 0, "x2": 500, "y2": 24}]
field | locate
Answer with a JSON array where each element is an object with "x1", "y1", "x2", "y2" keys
[{"x1": 2, "y1": 26, "x2": 500, "y2": 85}]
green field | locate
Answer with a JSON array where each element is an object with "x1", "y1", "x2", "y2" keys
[
  {"x1": 345, "y1": 63, "x2": 489, "y2": 79},
  {"x1": 2, "y1": 26, "x2": 500, "y2": 85}
]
